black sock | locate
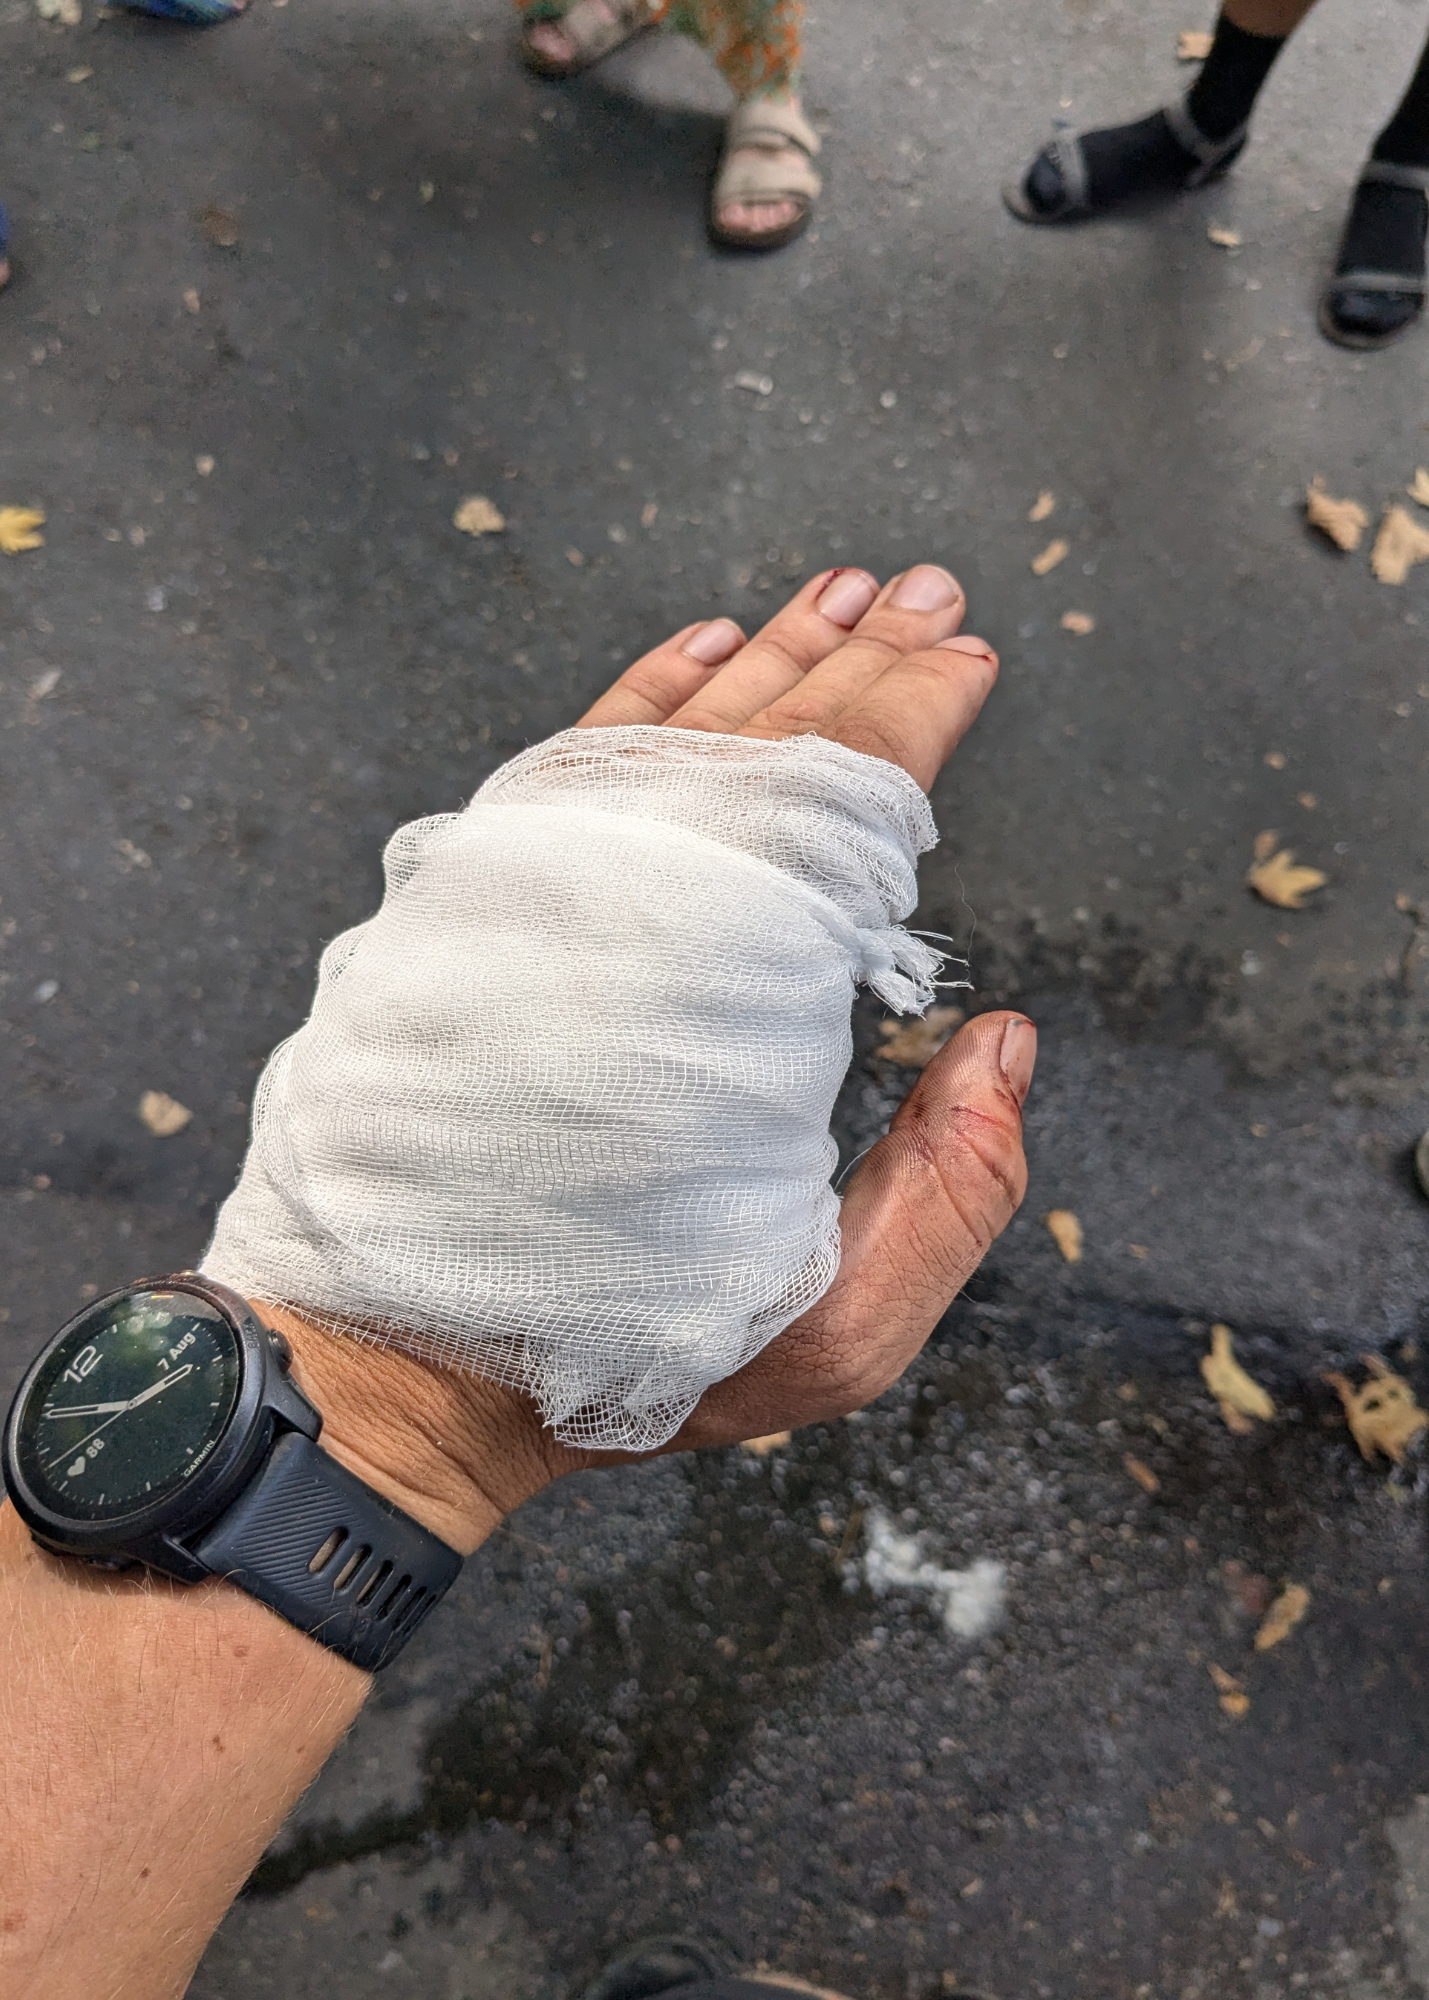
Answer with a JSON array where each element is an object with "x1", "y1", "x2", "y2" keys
[
  {"x1": 1374, "y1": 31, "x2": 1429, "y2": 168},
  {"x1": 1325, "y1": 28, "x2": 1429, "y2": 321},
  {"x1": 1021, "y1": 10, "x2": 1284, "y2": 217},
  {"x1": 1186, "y1": 12, "x2": 1288, "y2": 143}
]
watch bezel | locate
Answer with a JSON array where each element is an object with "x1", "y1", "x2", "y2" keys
[{"x1": 1, "y1": 1274, "x2": 318, "y2": 1581}]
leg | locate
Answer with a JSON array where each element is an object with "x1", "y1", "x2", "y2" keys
[
  {"x1": 1005, "y1": 0, "x2": 1316, "y2": 224},
  {"x1": 681, "y1": 1, "x2": 820, "y2": 249},
  {"x1": 1321, "y1": 28, "x2": 1429, "y2": 347}
]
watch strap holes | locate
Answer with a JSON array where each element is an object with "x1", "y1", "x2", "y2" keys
[
  {"x1": 307, "y1": 1526, "x2": 348, "y2": 1575},
  {"x1": 354, "y1": 1556, "x2": 394, "y2": 1608},
  {"x1": 376, "y1": 1572, "x2": 413, "y2": 1620},
  {"x1": 331, "y1": 1542, "x2": 373, "y2": 1593},
  {"x1": 394, "y1": 1586, "x2": 433, "y2": 1636}
]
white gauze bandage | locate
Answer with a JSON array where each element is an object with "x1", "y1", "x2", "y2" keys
[{"x1": 202, "y1": 726, "x2": 942, "y2": 1450}]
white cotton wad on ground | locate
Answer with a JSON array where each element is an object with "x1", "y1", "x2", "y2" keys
[
  {"x1": 202, "y1": 726, "x2": 943, "y2": 1451},
  {"x1": 860, "y1": 1510, "x2": 1007, "y2": 1639}
]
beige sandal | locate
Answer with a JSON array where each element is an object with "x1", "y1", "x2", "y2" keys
[
  {"x1": 709, "y1": 95, "x2": 822, "y2": 250},
  {"x1": 520, "y1": 0, "x2": 654, "y2": 79}
]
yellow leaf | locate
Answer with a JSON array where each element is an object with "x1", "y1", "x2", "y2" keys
[
  {"x1": 196, "y1": 204, "x2": 240, "y2": 249},
  {"x1": 1201, "y1": 1324, "x2": 1275, "y2": 1429},
  {"x1": 453, "y1": 496, "x2": 505, "y2": 537},
  {"x1": 1060, "y1": 610, "x2": 1095, "y2": 635},
  {"x1": 741, "y1": 1431, "x2": 791, "y2": 1457},
  {"x1": 66, "y1": 63, "x2": 92, "y2": 81},
  {"x1": 1254, "y1": 1583, "x2": 1310, "y2": 1652},
  {"x1": 1247, "y1": 847, "x2": 1327, "y2": 911},
  {"x1": 1208, "y1": 1663, "x2": 1249, "y2": 1717},
  {"x1": 1372, "y1": 504, "x2": 1429, "y2": 585},
  {"x1": 1207, "y1": 225, "x2": 1241, "y2": 248},
  {"x1": 1409, "y1": 467, "x2": 1429, "y2": 508},
  {"x1": 876, "y1": 1005, "x2": 963, "y2": 1069},
  {"x1": 1031, "y1": 538, "x2": 1069, "y2": 577},
  {"x1": 1028, "y1": 490, "x2": 1055, "y2": 523},
  {"x1": 1304, "y1": 477, "x2": 1368, "y2": 552},
  {"x1": 1253, "y1": 828, "x2": 1279, "y2": 863},
  {"x1": 1177, "y1": 28, "x2": 1214, "y2": 59},
  {"x1": 138, "y1": 1090, "x2": 192, "y2": 1137},
  {"x1": 1045, "y1": 1209, "x2": 1083, "y2": 1263},
  {"x1": 1124, "y1": 1454, "x2": 1160, "y2": 1495},
  {"x1": 1324, "y1": 1357, "x2": 1428, "y2": 1466},
  {"x1": 0, "y1": 506, "x2": 45, "y2": 555}
]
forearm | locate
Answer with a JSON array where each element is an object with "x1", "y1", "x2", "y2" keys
[
  {"x1": 0, "y1": 1499, "x2": 366, "y2": 2000},
  {"x1": 0, "y1": 1312, "x2": 552, "y2": 2000}
]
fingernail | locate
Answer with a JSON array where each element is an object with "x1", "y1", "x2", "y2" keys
[
  {"x1": 816, "y1": 568, "x2": 879, "y2": 628},
  {"x1": 890, "y1": 564, "x2": 960, "y2": 613},
  {"x1": 681, "y1": 618, "x2": 744, "y2": 666},
  {"x1": 937, "y1": 635, "x2": 997, "y2": 660},
  {"x1": 999, "y1": 1017, "x2": 1037, "y2": 1103}
]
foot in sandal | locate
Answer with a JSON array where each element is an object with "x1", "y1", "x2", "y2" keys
[
  {"x1": 711, "y1": 93, "x2": 821, "y2": 250},
  {"x1": 520, "y1": 0, "x2": 652, "y2": 78}
]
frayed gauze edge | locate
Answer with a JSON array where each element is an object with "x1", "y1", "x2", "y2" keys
[{"x1": 202, "y1": 727, "x2": 943, "y2": 1450}]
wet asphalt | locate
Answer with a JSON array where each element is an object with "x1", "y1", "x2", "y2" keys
[{"x1": 3, "y1": 0, "x2": 1429, "y2": 1994}]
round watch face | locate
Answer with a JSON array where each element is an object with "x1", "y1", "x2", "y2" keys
[{"x1": 14, "y1": 1289, "x2": 242, "y2": 1524}]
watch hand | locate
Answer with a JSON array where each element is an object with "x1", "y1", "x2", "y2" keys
[
  {"x1": 122, "y1": 1364, "x2": 193, "y2": 1410},
  {"x1": 43, "y1": 1364, "x2": 195, "y2": 1472},
  {"x1": 44, "y1": 1400, "x2": 133, "y2": 1418}
]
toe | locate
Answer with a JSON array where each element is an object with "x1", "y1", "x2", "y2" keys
[{"x1": 716, "y1": 197, "x2": 801, "y2": 238}]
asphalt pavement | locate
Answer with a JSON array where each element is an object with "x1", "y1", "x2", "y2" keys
[{"x1": 3, "y1": 0, "x2": 1429, "y2": 1994}]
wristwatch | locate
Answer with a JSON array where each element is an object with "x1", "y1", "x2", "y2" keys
[{"x1": 1, "y1": 1275, "x2": 462, "y2": 1672}]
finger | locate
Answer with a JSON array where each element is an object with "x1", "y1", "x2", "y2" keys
[
  {"x1": 663, "y1": 567, "x2": 882, "y2": 734},
  {"x1": 744, "y1": 564, "x2": 968, "y2": 744},
  {"x1": 574, "y1": 618, "x2": 747, "y2": 729},
  {"x1": 669, "y1": 1011, "x2": 1035, "y2": 1451},
  {"x1": 821, "y1": 634, "x2": 1000, "y2": 793}
]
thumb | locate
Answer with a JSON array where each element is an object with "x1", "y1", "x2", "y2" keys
[{"x1": 673, "y1": 1010, "x2": 1034, "y2": 1450}]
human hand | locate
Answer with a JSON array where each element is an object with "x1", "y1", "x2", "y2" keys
[{"x1": 267, "y1": 566, "x2": 1034, "y2": 1553}]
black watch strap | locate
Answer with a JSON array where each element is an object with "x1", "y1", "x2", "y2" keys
[{"x1": 191, "y1": 1430, "x2": 463, "y2": 1672}]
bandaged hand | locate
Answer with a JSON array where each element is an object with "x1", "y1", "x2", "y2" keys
[{"x1": 203, "y1": 565, "x2": 1035, "y2": 1552}]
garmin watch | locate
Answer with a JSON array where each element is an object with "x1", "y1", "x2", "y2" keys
[{"x1": 1, "y1": 1275, "x2": 462, "y2": 1671}]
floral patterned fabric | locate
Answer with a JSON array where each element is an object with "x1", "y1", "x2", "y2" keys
[{"x1": 515, "y1": 0, "x2": 804, "y2": 98}]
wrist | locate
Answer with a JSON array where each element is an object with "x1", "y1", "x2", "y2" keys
[{"x1": 253, "y1": 1305, "x2": 572, "y2": 1555}]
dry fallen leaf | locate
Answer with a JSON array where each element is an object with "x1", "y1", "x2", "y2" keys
[
  {"x1": 138, "y1": 1090, "x2": 192, "y2": 1138},
  {"x1": 1247, "y1": 846, "x2": 1327, "y2": 911},
  {"x1": 1305, "y1": 477, "x2": 1369, "y2": 553},
  {"x1": 36, "y1": 0, "x2": 82, "y2": 23},
  {"x1": 1208, "y1": 1663, "x2": 1249, "y2": 1718},
  {"x1": 66, "y1": 63, "x2": 92, "y2": 81},
  {"x1": 1028, "y1": 490, "x2": 1055, "y2": 523},
  {"x1": 1031, "y1": 538, "x2": 1069, "y2": 577},
  {"x1": 183, "y1": 287, "x2": 201, "y2": 314},
  {"x1": 1060, "y1": 610, "x2": 1095, "y2": 635},
  {"x1": 876, "y1": 1005, "x2": 964, "y2": 1069},
  {"x1": 1124, "y1": 1454, "x2": 1161, "y2": 1495},
  {"x1": 195, "y1": 455, "x2": 215, "y2": 477},
  {"x1": 566, "y1": 547, "x2": 585, "y2": 567},
  {"x1": 1371, "y1": 504, "x2": 1429, "y2": 584},
  {"x1": 741, "y1": 1431, "x2": 792, "y2": 1457},
  {"x1": 197, "y1": 205, "x2": 241, "y2": 249},
  {"x1": 1324, "y1": 1357, "x2": 1428, "y2": 1465},
  {"x1": 1253, "y1": 828, "x2": 1279, "y2": 863},
  {"x1": 1207, "y1": 225, "x2": 1242, "y2": 248},
  {"x1": 1045, "y1": 1209, "x2": 1083, "y2": 1263},
  {"x1": 1254, "y1": 1583, "x2": 1310, "y2": 1652},
  {"x1": 0, "y1": 507, "x2": 46, "y2": 555},
  {"x1": 1178, "y1": 28, "x2": 1214, "y2": 59},
  {"x1": 1409, "y1": 468, "x2": 1429, "y2": 508},
  {"x1": 453, "y1": 496, "x2": 505, "y2": 537},
  {"x1": 1201, "y1": 1323, "x2": 1275, "y2": 1433}
]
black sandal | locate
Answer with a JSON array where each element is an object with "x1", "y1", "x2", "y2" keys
[
  {"x1": 1319, "y1": 160, "x2": 1429, "y2": 350},
  {"x1": 1003, "y1": 100, "x2": 1247, "y2": 224}
]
